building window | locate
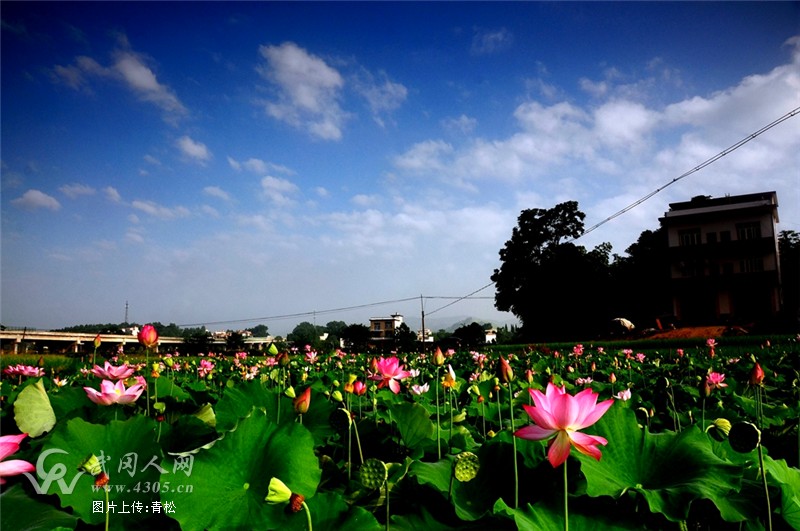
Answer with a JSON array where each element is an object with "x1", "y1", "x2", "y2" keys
[
  {"x1": 679, "y1": 260, "x2": 704, "y2": 277},
  {"x1": 679, "y1": 228, "x2": 701, "y2": 246},
  {"x1": 740, "y1": 258, "x2": 764, "y2": 273},
  {"x1": 737, "y1": 222, "x2": 761, "y2": 241}
]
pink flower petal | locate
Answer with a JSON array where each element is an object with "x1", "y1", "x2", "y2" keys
[
  {"x1": 0, "y1": 458, "x2": 36, "y2": 478},
  {"x1": 521, "y1": 403, "x2": 558, "y2": 430},
  {"x1": 568, "y1": 431, "x2": 608, "y2": 460},
  {"x1": 514, "y1": 424, "x2": 556, "y2": 442},
  {"x1": 546, "y1": 431, "x2": 573, "y2": 468},
  {"x1": 0, "y1": 434, "x2": 27, "y2": 461}
]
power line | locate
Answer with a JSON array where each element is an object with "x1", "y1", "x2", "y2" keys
[
  {"x1": 577, "y1": 106, "x2": 800, "y2": 240},
  {"x1": 426, "y1": 282, "x2": 496, "y2": 316},
  {"x1": 177, "y1": 294, "x2": 492, "y2": 328}
]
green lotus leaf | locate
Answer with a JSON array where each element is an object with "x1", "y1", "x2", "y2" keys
[
  {"x1": 0, "y1": 483, "x2": 79, "y2": 530},
  {"x1": 392, "y1": 402, "x2": 434, "y2": 450},
  {"x1": 763, "y1": 455, "x2": 800, "y2": 529},
  {"x1": 33, "y1": 415, "x2": 161, "y2": 527},
  {"x1": 14, "y1": 379, "x2": 56, "y2": 437},
  {"x1": 160, "y1": 408, "x2": 321, "y2": 531},
  {"x1": 576, "y1": 405, "x2": 746, "y2": 522}
]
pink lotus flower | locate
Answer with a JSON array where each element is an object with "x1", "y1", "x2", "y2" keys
[
  {"x1": 515, "y1": 383, "x2": 613, "y2": 468},
  {"x1": 91, "y1": 361, "x2": 135, "y2": 380},
  {"x1": 369, "y1": 356, "x2": 412, "y2": 394},
  {"x1": 198, "y1": 359, "x2": 215, "y2": 378},
  {"x1": 3, "y1": 364, "x2": 45, "y2": 378},
  {"x1": 0, "y1": 433, "x2": 35, "y2": 484},
  {"x1": 613, "y1": 388, "x2": 632, "y2": 401},
  {"x1": 84, "y1": 379, "x2": 144, "y2": 406},
  {"x1": 137, "y1": 324, "x2": 159, "y2": 348},
  {"x1": 705, "y1": 372, "x2": 728, "y2": 391}
]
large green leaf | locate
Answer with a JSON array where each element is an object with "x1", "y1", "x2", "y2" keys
[
  {"x1": 33, "y1": 415, "x2": 162, "y2": 527},
  {"x1": 392, "y1": 402, "x2": 435, "y2": 450},
  {"x1": 0, "y1": 483, "x2": 79, "y2": 531},
  {"x1": 14, "y1": 379, "x2": 56, "y2": 437},
  {"x1": 283, "y1": 491, "x2": 381, "y2": 531},
  {"x1": 577, "y1": 405, "x2": 746, "y2": 522},
  {"x1": 161, "y1": 408, "x2": 321, "y2": 531},
  {"x1": 763, "y1": 456, "x2": 800, "y2": 529},
  {"x1": 493, "y1": 498, "x2": 632, "y2": 530}
]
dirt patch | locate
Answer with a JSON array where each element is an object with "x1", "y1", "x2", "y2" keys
[{"x1": 644, "y1": 326, "x2": 745, "y2": 340}]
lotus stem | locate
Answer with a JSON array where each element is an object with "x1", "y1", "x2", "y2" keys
[
  {"x1": 302, "y1": 500, "x2": 313, "y2": 531},
  {"x1": 564, "y1": 458, "x2": 569, "y2": 531},
  {"x1": 508, "y1": 384, "x2": 518, "y2": 509},
  {"x1": 435, "y1": 366, "x2": 441, "y2": 459},
  {"x1": 757, "y1": 442, "x2": 772, "y2": 531}
]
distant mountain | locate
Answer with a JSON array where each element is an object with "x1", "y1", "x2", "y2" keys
[{"x1": 403, "y1": 315, "x2": 518, "y2": 334}]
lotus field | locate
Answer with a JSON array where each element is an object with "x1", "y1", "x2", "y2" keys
[{"x1": 1, "y1": 327, "x2": 799, "y2": 530}]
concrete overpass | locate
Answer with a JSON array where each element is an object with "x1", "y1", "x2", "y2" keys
[{"x1": 0, "y1": 330, "x2": 276, "y2": 355}]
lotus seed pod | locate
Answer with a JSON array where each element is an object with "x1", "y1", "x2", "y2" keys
[
  {"x1": 706, "y1": 418, "x2": 732, "y2": 441},
  {"x1": 359, "y1": 458, "x2": 388, "y2": 490},
  {"x1": 454, "y1": 452, "x2": 480, "y2": 482},
  {"x1": 728, "y1": 422, "x2": 761, "y2": 453},
  {"x1": 329, "y1": 407, "x2": 352, "y2": 432}
]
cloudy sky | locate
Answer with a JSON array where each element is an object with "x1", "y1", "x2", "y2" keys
[{"x1": 2, "y1": 2, "x2": 798, "y2": 336}]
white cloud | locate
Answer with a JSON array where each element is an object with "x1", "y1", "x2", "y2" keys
[
  {"x1": 228, "y1": 156, "x2": 294, "y2": 175},
  {"x1": 258, "y1": 41, "x2": 347, "y2": 140},
  {"x1": 132, "y1": 200, "x2": 191, "y2": 219},
  {"x1": 394, "y1": 140, "x2": 454, "y2": 173},
  {"x1": 227, "y1": 156, "x2": 241, "y2": 171},
  {"x1": 59, "y1": 183, "x2": 96, "y2": 198},
  {"x1": 442, "y1": 114, "x2": 477, "y2": 134},
  {"x1": 12, "y1": 189, "x2": 61, "y2": 211},
  {"x1": 176, "y1": 136, "x2": 212, "y2": 163},
  {"x1": 203, "y1": 186, "x2": 231, "y2": 201},
  {"x1": 52, "y1": 45, "x2": 187, "y2": 123},
  {"x1": 471, "y1": 27, "x2": 513, "y2": 55},
  {"x1": 353, "y1": 69, "x2": 408, "y2": 127},
  {"x1": 261, "y1": 175, "x2": 299, "y2": 205},
  {"x1": 104, "y1": 186, "x2": 122, "y2": 203},
  {"x1": 351, "y1": 194, "x2": 378, "y2": 207}
]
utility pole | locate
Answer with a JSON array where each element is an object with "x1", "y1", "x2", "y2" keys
[{"x1": 420, "y1": 294, "x2": 426, "y2": 351}]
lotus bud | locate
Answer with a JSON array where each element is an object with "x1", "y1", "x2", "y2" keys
[
  {"x1": 137, "y1": 324, "x2": 158, "y2": 349},
  {"x1": 498, "y1": 356, "x2": 514, "y2": 383},
  {"x1": 433, "y1": 347, "x2": 445, "y2": 366},
  {"x1": 749, "y1": 362, "x2": 764, "y2": 386},
  {"x1": 293, "y1": 387, "x2": 311, "y2": 414},
  {"x1": 265, "y1": 477, "x2": 292, "y2": 504},
  {"x1": 79, "y1": 454, "x2": 103, "y2": 476}
]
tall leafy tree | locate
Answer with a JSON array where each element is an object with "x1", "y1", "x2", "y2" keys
[
  {"x1": 609, "y1": 227, "x2": 672, "y2": 329},
  {"x1": 491, "y1": 201, "x2": 611, "y2": 340}
]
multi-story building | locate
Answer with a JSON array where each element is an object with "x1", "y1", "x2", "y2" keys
[
  {"x1": 659, "y1": 191, "x2": 781, "y2": 325},
  {"x1": 369, "y1": 314, "x2": 404, "y2": 341}
]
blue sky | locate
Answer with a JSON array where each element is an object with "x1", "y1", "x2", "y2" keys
[{"x1": 2, "y1": 2, "x2": 799, "y2": 336}]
